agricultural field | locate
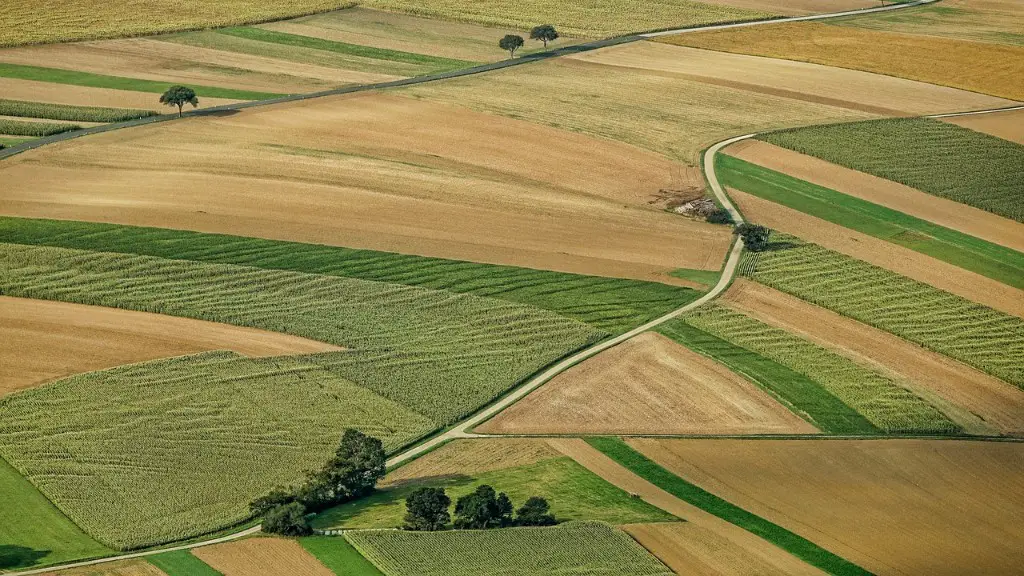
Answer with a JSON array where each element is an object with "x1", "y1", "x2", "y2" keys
[
  {"x1": 346, "y1": 522, "x2": 674, "y2": 576},
  {"x1": 37, "y1": 560, "x2": 169, "y2": 576},
  {"x1": 478, "y1": 332, "x2": 818, "y2": 435},
  {"x1": 145, "y1": 551, "x2": 222, "y2": 576},
  {"x1": 703, "y1": 0, "x2": 875, "y2": 14},
  {"x1": 301, "y1": 536, "x2": 384, "y2": 576},
  {"x1": 658, "y1": 21, "x2": 1024, "y2": 100},
  {"x1": 192, "y1": 537, "x2": 334, "y2": 576},
  {"x1": 833, "y1": 0, "x2": 1024, "y2": 46},
  {"x1": 629, "y1": 438, "x2": 1024, "y2": 575},
  {"x1": 942, "y1": 107, "x2": 1024, "y2": 145}
]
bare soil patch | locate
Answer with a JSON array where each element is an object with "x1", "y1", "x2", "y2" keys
[
  {"x1": 383, "y1": 438, "x2": 561, "y2": 487},
  {"x1": 0, "y1": 77, "x2": 240, "y2": 111},
  {"x1": 479, "y1": 332, "x2": 816, "y2": 435},
  {"x1": 631, "y1": 438, "x2": 1024, "y2": 576},
  {"x1": 727, "y1": 139, "x2": 1024, "y2": 252},
  {"x1": 0, "y1": 92, "x2": 731, "y2": 281},
  {"x1": 700, "y1": 0, "x2": 876, "y2": 15},
  {"x1": 624, "y1": 522, "x2": 802, "y2": 576},
  {"x1": 40, "y1": 559, "x2": 167, "y2": 576},
  {"x1": 943, "y1": 108, "x2": 1024, "y2": 145},
  {"x1": 0, "y1": 296, "x2": 341, "y2": 396},
  {"x1": 193, "y1": 537, "x2": 334, "y2": 576},
  {"x1": 729, "y1": 188, "x2": 1024, "y2": 317}
]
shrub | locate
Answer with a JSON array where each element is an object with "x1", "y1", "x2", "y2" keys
[
  {"x1": 263, "y1": 502, "x2": 312, "y2": 536},
  {"x1": 404, "y1": 487, "x2": 451, "y2": 531}
]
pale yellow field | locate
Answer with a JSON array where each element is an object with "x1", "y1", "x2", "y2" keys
[
  {"x1": 943, "y1": 108, "x2": 1024, "y2": 145},
  {"x1": 630, "y1": 438, "x2": 1024, "y2": 576},
  {"x1": 835, "y1": 0, "x2": 1024, "y2": 46},
  {"x1": 0, "y1": 77, "x2": 241, "y2": 111},
  {"x1": 383, "y1": 438, "x2": 561, "y2": 486},
  {"x1": 193, "y1": 537, "x2": 334, "y2": 576},
  {"x1": 40, "y1": 560, "x2": 166, "y2": 576},
  {"x1": 659, "y1": 21, "x2": 1024, "y2": 101},
  {"x1": 701, "y1": 0, "x2": 875, "y2": 14}
]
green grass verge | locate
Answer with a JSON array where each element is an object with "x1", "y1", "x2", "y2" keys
[
  {"x1": 345, "y1": 521, "x2": 673, "y2": 576},
  {"x1": 0, "y1": 218, "x2": 698, "y2": 335},
  {"x1": 0, "y1": 118, "x2": 80, "y2": 137},
  {"x1": 668, "y1": 267, "x2": 721, "y2": 287},
  {"x1": 0, "y1": 99, "x2": 156, "y2": 122},
  {"x1": 301, "y1": 536, "x2": 385, "y2": 576},
  {"x1": 743, "y1": 234, "x2": 1024, "y2": 388},
  {"x1": 586, "y1": 437, "x2": 870, "y2": 576},
  {"x1": 759, "y1": 118, "x2": 1024, "y2": 222},
  {"x1": 656, "y1": 320, "x2": 877, "y2": 434},
  {"x1": 147, "y1": 550, "x2": 223, "y2": 576},
  {"x1": 0, "y1": 63, "x2": 283, "y2": 101},
  {"x1": 718, "y1": 154, "x2": 1024, "y2": 288},
  {"x1": 0, "y1": 456, "x2": 112, "y2": 570}
]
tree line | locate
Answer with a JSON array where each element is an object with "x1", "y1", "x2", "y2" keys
[{"x1": 403, "y1": 485, "x2": 555, "y2": 531}]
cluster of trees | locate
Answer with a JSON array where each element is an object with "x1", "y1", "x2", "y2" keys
[
  {"x1": 250, "y1": 429, "x2": 386, "y2": 536},
  {"x1": 404, "y1": 485, "x2": 555, "y2": 531},
  {"x1": 499, "y1": 24, "x2": 560, "y2": 58},
  {"x1": 735, "y1": 223, "x2": 771, "y2": 251}
]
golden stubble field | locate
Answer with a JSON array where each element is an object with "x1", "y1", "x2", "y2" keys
[{"x1": 193, "y1": 537, "x2": 334, "y2": 576}]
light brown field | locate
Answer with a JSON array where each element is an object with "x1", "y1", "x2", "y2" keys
[
  {"x1": 0, "y1": 296, "x2": 341, "y2": 397},
  {"x1": 0, "y1": 115, "x2": 102, "y2": 127},
  {"x1": 943, "y1": 108, "x2": 1024, "y2": 144},
  {"x1": 547, "y1": 438, "x2": 826, "y2": 576},
  {"x1": 192, "y1": 537, "x2": 333, "y2": 576},
  {"x1": 478, "y1": 332, "x2": 817, "y2": 435},
  {"x1": 0, "y1": 92, "x2": 732, "y2": 281},
  {"x1": 722, "y1": 280, "x2": 1024, "y2": 435},
  {"x1": 0, "y1": 77, "x2": 241, "y2": 111},
  {"x1": 700, "y1": 0, "x2": 875, "y2": 14},
  {"x1": 572, "y1": 41, "x2": 1011, "y2": 116},
  {"x1": 383, "y1": 438, "x2": 561, "y2": 486},
  {"x1": 729, "y1": 188, "x2": 1024, "y2": 317},
  {"x1": 630, "y1": 438, "x2": 1024, "y2": 576},
  {"x1": 658, "y1": 21, "x2": 1024, "y2": 101},
  {"x1": 835, "y1": 0, "x2": 1024, "y2": 46},
  {"x1": 40, "y1": 560, "x2": 167, "y2": 576},
  {"x1": 726, "y1": 139, "x2": 1024, "y2": 252}
]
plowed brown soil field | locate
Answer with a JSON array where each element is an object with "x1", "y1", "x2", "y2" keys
[
  {"x1": 478, "y1": 332, "x2": 816, "y2": 435},
  {"x1": 0, "y1": 77, "x2": 241, "y2": 111},
  {"x1": 942, "y1": 108, "x2": 1024, "y2": 145},
  {"x1": 726, "y1": 139, "x2": 1024, "y2": 252},
  {"x1": 40, "y1": 560, "x2": 167, "y2": 576},
  {"x1": 722, "y1": 280, "x2": 1024, "y2": 435},
  {"x1": 0, "y1": 296, "x2": 341, "y2": 396},
  {"x1": 193, "y1": 537, "x2": 333, "y2": 576},
  {"x1": 700, "y1": 0, "x2": 875, "y2": 14},
  {"x1": 729, "y1": 188, "x2": 1024, "y2": 317},
  {"x1": 630, "y1": 438, "x2": 1024, "y2": 576},
  {"x1": 0, "y1": 93, "x2": 731, "y2": 281},
  {"x1": 383, "y1": 438, "x2": 561, "y2": 486}
]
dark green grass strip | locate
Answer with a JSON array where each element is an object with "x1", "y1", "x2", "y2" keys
[
  {"x1": 586, "y1": 437, "x2": 873, "y2": 576},
  {"x1": 0, "y1": 98, "x2": 156, "y2": 122},
  {"x1": 300, "y1": 536, "x2": 388, "y2": 575},
  {"x1": 0, "y1": 63, "x2": 283, "y2": 101},
  {"x1": 218, "y1": 27, "x2": 475, "y2": 72},
  {"x1": 0, "y1": 118, "x2": 80, "y2": 137},
  {"x1": 718, "y1": 155, "x2": 1024, "y2": 288},
  {"x1": 656, "y1": 320, "x2": 878, "y2": 435},
  {"x1": 0, "y1": 218, "x2": 697, "y2": 334},
  {"x1": 146, "y1": 550, "x2": 223, "y2": 576}
]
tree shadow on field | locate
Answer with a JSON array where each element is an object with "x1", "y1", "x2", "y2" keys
[{"x1": 0, "y1": 545, "x2": 50, "y2": 569}]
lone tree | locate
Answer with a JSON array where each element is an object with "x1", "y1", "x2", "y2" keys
[
  {"x1": 530, "y1": 25, "x2": 559, "y2": 48},
  {"x1": 499, "y1": 34, "x2": 525, "y2": 59},
  {"x1": 404, "y1": 487, "x2": 451, "y2": 531},
  {"x1": 262, "y1": 501, "x2": 312, "y2": 536},
  {"x1": 735, "y1": 223, "x2": 771, "y2": 252},
  {"x1": 454, "y1": 485, "x2": 513, "y2": 529},
  {"x1": 515, "y1": 496, "x2": 556, "y2": 526},
  {"x1": 159, "y1": 85, "x2": 198, "y2": 118}
]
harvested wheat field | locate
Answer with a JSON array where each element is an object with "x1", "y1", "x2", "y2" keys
[
  {"x1": 722, "y1": 280, "x2": 1024, "y2": 435},
  {"x1": 383, "y1": 438, "x2": 561, "y2": 486},
  {"x1": 572, "y1": 42, "x2": 1009, "y2": 116},
  {"x1": 659, "y1": 22, "x2": 1024, "y2": 101},
  {"x1": 729, "y1": 189, "x2": 1024, "y2": 317},
  {"x1": 193, "y1": 537, "x2": 333, "y2": 576},
  {"x1": 40, "y1": 560, "x2": 167, "y2": 576},
  {"x1": 479, "y1": 332, "x2": 816, "y2": 435},
  {"x1": 834, "y1": 0, "x2": 1024, "y2": 46},
  {"x1": 942, "y1": 108, "x2": 1024, "y2": 145},
  {"x1": 0, "y1": 77, "x2": 241, "y2": 112},
  {"x1": 0, "y1": 296, "x2": 341, "y2": 396},
  {"x1": 0, "y1": 92, "x2": 731, "y2": 281},
  {"x1": 726, "y1": 139, "x2": 1024, "y2": 252},
  {"x1": 701, "y1": 0, "x2": 875, "y2": 14},
  {"x1": 630, "y1": 438, "x2": 1024, "y2": 576}
]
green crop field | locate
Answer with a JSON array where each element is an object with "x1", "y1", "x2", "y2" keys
[
  {"x1": 312, "y1": 456, "x2": 673, "y2": 530},
  {"x1": 302, "y1": 536, "x2": 383, "y2": 576},
  {"x1": 345, "y1": 521, "x2": 673, "y2": 576},
  {"x1": 680, "y1": 305, "x2": 958, "y2": 434},
  {"x1": 743, "y1": 235, "x2": 1024, "y2": 388},
  {"x1": 147, "y1": 550, "x2": 223, "y2": 576},
  {"x1": 587, "y1": 438, "x2": 870, "y2": 576},
  {"x1": 0, "y1": 99, "x2": 156, "y2": 123},
  {"x1": 0, "y1": 457, "x2": 112, "y2": 570},
  {"x1": 0, "y1": 118, "x2": 80, "y2": 137},
  {"x1": 657, "y1": 320, "x2": 877, "y2": 434},
  {"x1": 718, "y1": 154, "x2": 1024, "y2": 288},
  {"x1": 0, "y1": 218, "x2": 698, "y2": 334},
  {"x1": 759, "y1": 118, "x2": 1024, "y2": 222}
]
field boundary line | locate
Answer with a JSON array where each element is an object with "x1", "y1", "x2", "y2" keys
[{"x1": 926, "y1": 104, "x2": 1024, "y2": 119}]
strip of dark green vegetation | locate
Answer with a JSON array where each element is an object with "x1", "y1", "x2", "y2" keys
[
  {"x1": 718, "y1": 154, "x2": 1024, "y2": 288},
  {"x1": 218, "y1": 27, "x2": 475, "y2": 73},
  {"x1": 586, "y1": 437, "x2": 872, "y2": 576},
  {"x1": 656, "y1": 320, "x2": 877, "y2": 434},
  {"x1": 301, "y1": 536, "x2": 384, "y2": 576},
  {"x1": 0, "y1": 118, "x2": 80, "y2": 137},
  {"x1": 759, "y1": 117, "x2": 1024, "y2": 222},
  {"x1": 0, "y1": 63, "x2": 283, "y2": 101},
  {"x1": 0, "y1": 98, "x2": 157, "y2": 122},
  {"x1": 668, "y1": 268, "x2": 721, "y2": 287},
  {"x1": 147, "y1": 550, "x2": 223, "y2": 576},
  {"x1": 0, "y1": 218, "x2": 697, "y2": 334}
]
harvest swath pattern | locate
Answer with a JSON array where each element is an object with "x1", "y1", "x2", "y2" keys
[
  {"x1": 742, "y1": 236, "x2": 1024, "y2": 388},
  {"x1": 345, "y1": 522, "x2": 674, "y2": 576}
]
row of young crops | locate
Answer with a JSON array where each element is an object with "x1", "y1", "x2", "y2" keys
[{"x1": 0, "y1": 99, "x2": 156, "y2": 122}]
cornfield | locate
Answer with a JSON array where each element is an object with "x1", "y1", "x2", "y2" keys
[
  {"x1": 0, "y1": 99, "x2": 156, "y2": 123},
  {"x1": 0, "y1": 118, "x2": 80, "y2": 137}
]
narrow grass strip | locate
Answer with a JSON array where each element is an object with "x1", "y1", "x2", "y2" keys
[
  {"x1": 0, "y1": 62, "x2": 283, "y2": 101},
  {"x1": 147, "y1": 550, "x2": 224, "y2": 576},
  {"x1": 0, "y1": 118, "x2": 80, "y2": 136},
  {"x1": 586, "y1": 437, "x2": 872, "y2": 576},
  {"x1": 718, "y1": 154, "x2": 1024, "y2": 288},
  {"x1": 301, "y1": 536, "x2": 384, "y2": 575},
  {"x1": 656, "y1": 320, "x2": 877, "y2": 434},
  {"x1": 0, "y1": 98, "x2": 157, "y2": 122}
]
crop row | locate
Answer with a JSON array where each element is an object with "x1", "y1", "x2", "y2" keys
[
  {"x1": 0, "y1": 99, "x2": 156, "y2": 123},
  {"x1": 0, "y1": 118, "x2": 80, "y2": 137}
]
